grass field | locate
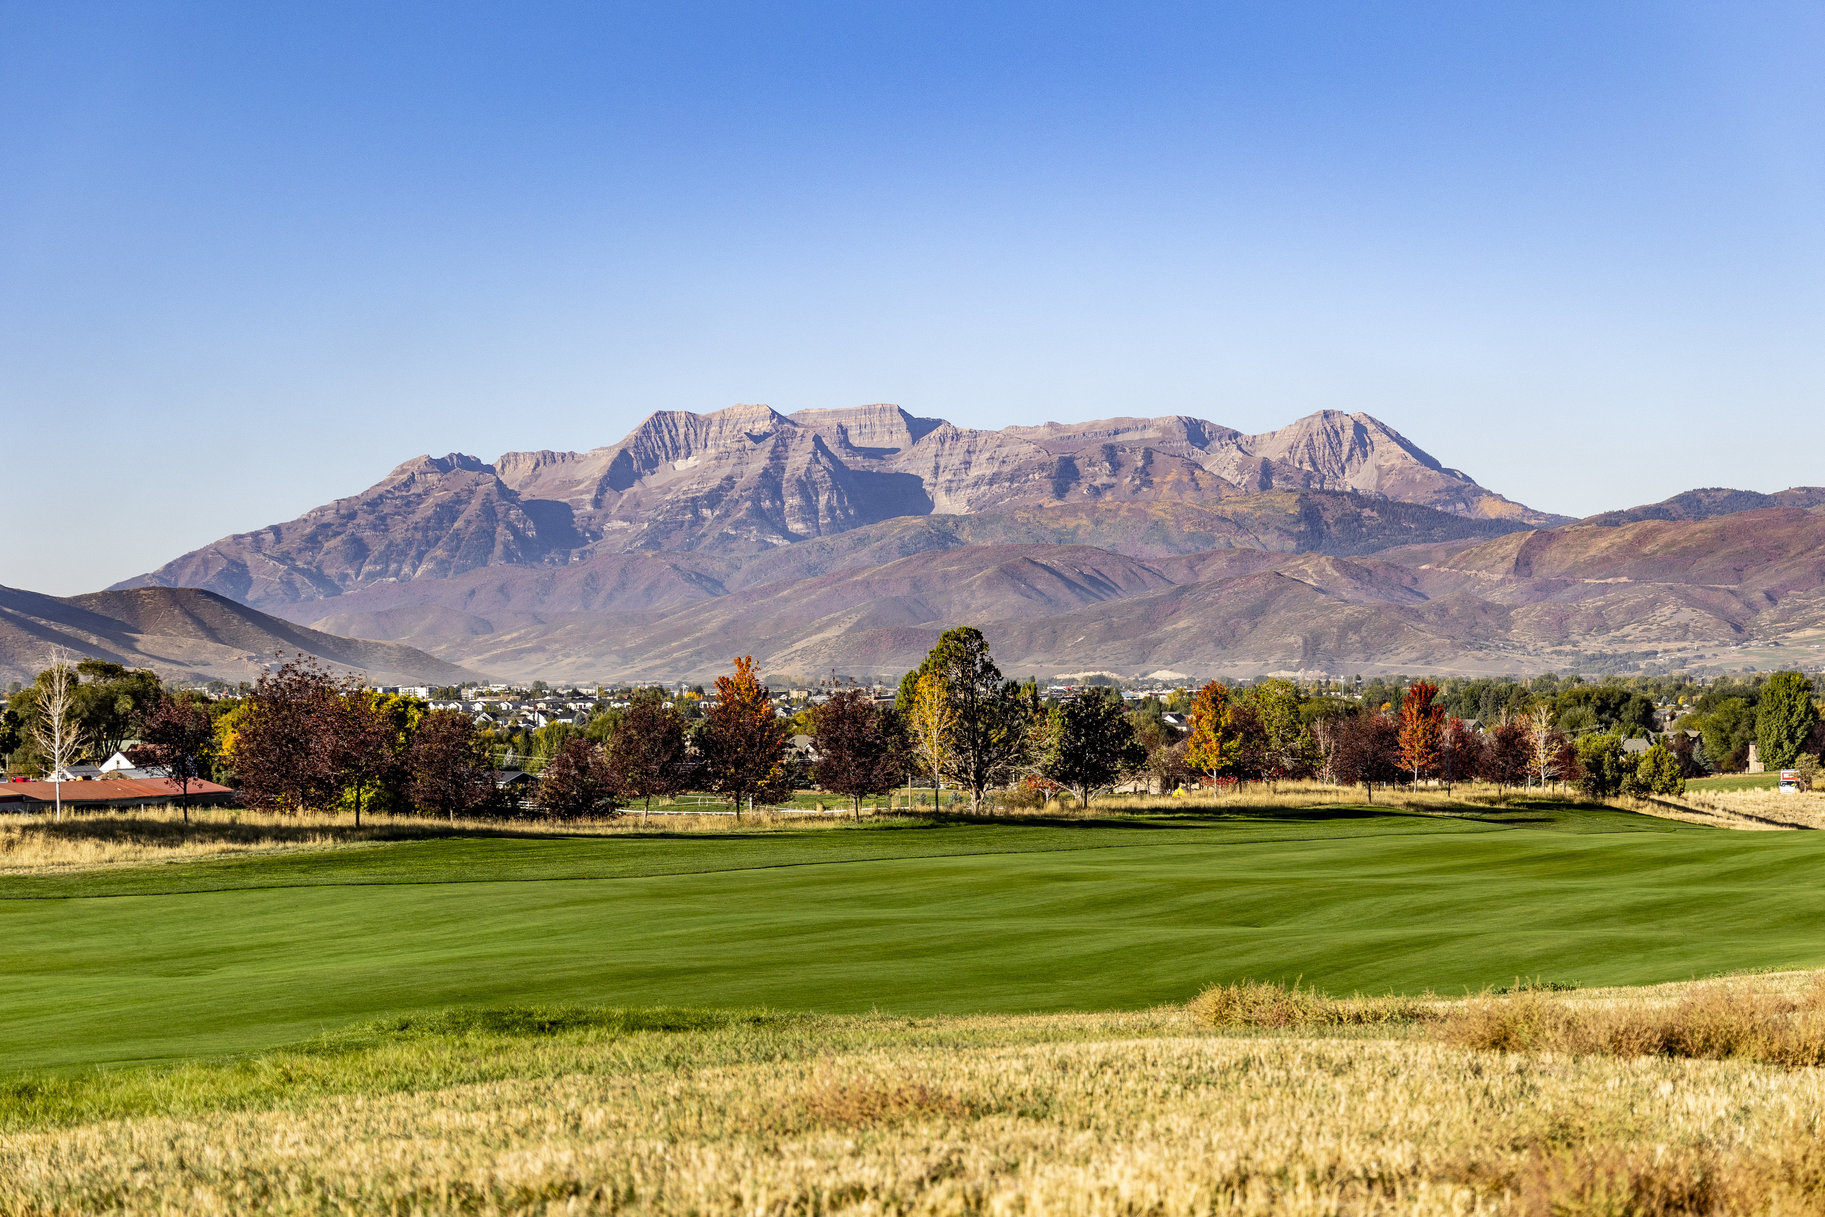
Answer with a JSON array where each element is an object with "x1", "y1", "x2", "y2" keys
[
  {"x1": 11, "y1": 987, "x2": 1825, "y2": 1214},
  {"x1": 10, "y1": 799, "x2": 1825, "y2": 1213},
  {"x1": 10, "y1": 800, "x2": 1825, "y2": 1076}
]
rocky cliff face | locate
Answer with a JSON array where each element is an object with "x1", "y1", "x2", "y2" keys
[{"x1": 119, "y1": 404, "x2": 1558, "y2": 610}]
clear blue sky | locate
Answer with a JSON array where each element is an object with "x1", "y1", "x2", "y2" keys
[{"x1": 3, "y1": 2, "x2": 1822, "y2": 594}]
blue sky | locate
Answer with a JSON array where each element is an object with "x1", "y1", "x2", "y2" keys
[{"x1": 3, "y1": 2, "x2": 1823, "y2": 594}]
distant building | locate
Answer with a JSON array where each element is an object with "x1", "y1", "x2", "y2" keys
[{"x1": 98, "y1": 750, "x2": 166, "y2": 779}]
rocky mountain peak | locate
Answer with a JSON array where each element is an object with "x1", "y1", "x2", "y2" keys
[
  {"x1": 119, "y1": 403, "x2": 1563, "y2": 611},
  {"x1": 788, "y1": 403, "x2": 941, "y2": 453},
  {"x1": 1245, "y1": 411, "x2": 1440, "y2": 481},
  {"x1": 383, "y1": 452, "x2": 497, "y2": 483}
]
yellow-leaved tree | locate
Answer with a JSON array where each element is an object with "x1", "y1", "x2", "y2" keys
[
  {"x1": 907, "y1": 670, "x2": 955, "y2": 805},
  {"x1": 1185, "y1": 680, "x2": 1239, "y2": 785}
]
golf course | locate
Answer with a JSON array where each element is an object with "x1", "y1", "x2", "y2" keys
[{"x1": 6, "y1": 799, "x2": 1825, "y2": 1073}]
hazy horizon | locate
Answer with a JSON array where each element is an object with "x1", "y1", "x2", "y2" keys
[{"x1": 6, "y1": 3, "x2": 1825, "y2": 595}]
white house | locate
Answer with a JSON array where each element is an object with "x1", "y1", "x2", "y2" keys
[{"x1": 99, "y1": 750, "x2": 166, "y2": 779}]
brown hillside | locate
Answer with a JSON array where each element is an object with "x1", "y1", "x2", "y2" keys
[{"x1": 0, "y1": 586, "x2": 483, "y2": 686}]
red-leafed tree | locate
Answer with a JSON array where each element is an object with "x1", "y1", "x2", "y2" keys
[
  {"x1": 702, "y1": 655, "x2": 789, "y2": 819},
  {"x1": 1396, "y1": 680, "x2": 1445, "y2": 786},
  {"x1": 1436, "y1": 717, "x2": 1484, "y2": 794},
  {"x1": 408, "y1": 709, "x2": 496, "y2": 822},
  {"x1": 231, "y1": 657, "x2": 341, "y2": 813},
  {"x1": 128, "y1": 693, "x2": 215, "y2": 821},
  {"x1": 538, "y1": 737, "x2": 622, "y2": 820},
  {"x1": 606, "y1": 688, "x2": 689, "y2": 814},
  {"x1": 810, "y1": 689, "x2": 906, "y2": 820},
  {"x1": 1479, "y1": 718, "x2": 1532, "y2": 789},
  {"x1": 328, "y1": 690, "x2": 400, "y2": 828},
  {"x1": 1333, "y1": 711, "x2": 1401, "y2": 802}
]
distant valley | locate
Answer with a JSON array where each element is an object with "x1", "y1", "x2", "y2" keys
[{"x1": 9, "y1": 402, "x2": 1813, "y2": 685}]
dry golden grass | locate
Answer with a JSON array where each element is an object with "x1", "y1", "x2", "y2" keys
[
  {"x1": 1094, "y1": 779, "x2": 1557, "y2": 816},
  {"x1": 1189, "y1": 978, "x2": 1442, "y2": 1028},
  {"x1": 0, "y1": 804, "x2": 917, "y2": 875},
  {"x1": 1190, "y1": 976, "x2": 1825, "y2": 1068},
  {"x1": 1440, "y1": 975, "x2": 1825, "y2": 1066},
  {"x1": 12, "y1": 995, "x2": 1825, "y2": 1215},
  {"x1": 1678, "y1": 788, "x2": 1825, "y2": 830},
  {"x1": 0, "y1": 807, "x2": 357, "y2": 874}
]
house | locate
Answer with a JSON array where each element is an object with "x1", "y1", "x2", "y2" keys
[
  {"x1": 1622, "y1": 738, "x2": 1652, "y2": 756},
  {"x1": 98, "y1": 750, "x2": 166, "y2": 780},
  {"x1": 493, "y1": 770, "x2": 538, "y2": 793},
  {"x1": 788, "y1": 734, "x2": 820, "y2": 764}
]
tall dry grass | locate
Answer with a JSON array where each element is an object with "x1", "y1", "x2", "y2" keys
[
  {"x1": 0, "y1": 807, "x2": 359, "y2": 874},
  {"x1": 1094, "y1": 779, "x2": 1566, "y2": 816},
  {"x1": 1189, "y1": 978, "x2": 1441, "y2": 1028},
  {"x1": 0, "y1": 804, "x2": 919, "y2": 875},
  {"x1": 10, "y1": 995, "x2": 1825, "y2": 1215},
  {"x1": 1440, "y1": 975, "x2": 1825, "y2": 1066},
  {"x1": 1677, "y1": 788, "x2": 1825, "y2": 830}
]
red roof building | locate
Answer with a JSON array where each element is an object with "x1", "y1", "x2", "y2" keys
[{"x1": 0, "y1": 777, "x2": 237, "y2": 810}]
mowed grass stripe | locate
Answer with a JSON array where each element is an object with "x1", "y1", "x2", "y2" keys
[{"x1": 3, "y1": 807, "x2": 1821, "y2": 1074}]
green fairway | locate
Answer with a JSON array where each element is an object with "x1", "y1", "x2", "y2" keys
[{"x1": 6, "y1": 804, "x2": 1825, "y2": 1072}]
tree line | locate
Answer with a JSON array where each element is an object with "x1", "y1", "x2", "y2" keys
[{"x1": 9, "y1": 641, "x2": 1824, "y2": 819}]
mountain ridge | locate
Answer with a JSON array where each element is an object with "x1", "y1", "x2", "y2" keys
[
  {"x1": 0, "y1": 586, "x2": 484, "y2": 686},
  {"x1": 117, "y1": 404, "x2": 1562, "y2": 613},
  {"x1": 272, "y1": 501, "x2": 1825, "y2": 682},
  {"x1": 109, "y1": 404, "x2": 1825, "y2": 683}
]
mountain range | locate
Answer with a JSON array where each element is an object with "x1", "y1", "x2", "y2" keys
[{"x1": 22, "y1": 402, "x2": 1817, "y2": 685}]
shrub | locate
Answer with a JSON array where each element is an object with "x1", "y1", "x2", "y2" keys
[
  {"x1": 1188, "y1": 979, "x2": 1437, "y2": 1028},
  {"x1": 1634, "y1": 743, "x2": 1687, "y2": 796},
  {"x1": 1575, "y1": 734, "x2": 1626, "y2": 798}
]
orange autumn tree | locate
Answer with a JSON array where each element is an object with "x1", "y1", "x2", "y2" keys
[
  {"x1": 1396, "y1": 679, "x2": 1446, "y2": 786},
  {"x1": 1185, "y1": 681, "x2": 1240, "y2": 784},
  {"x1": 702, "y1": 655, "x2": 790, "y2": 819}
]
